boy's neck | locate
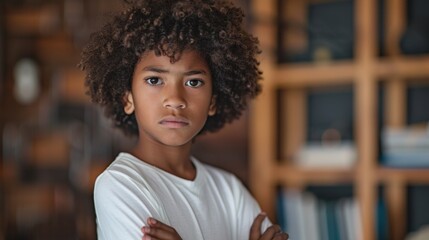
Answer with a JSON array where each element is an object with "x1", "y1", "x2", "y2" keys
[{"x1": 130, "y1": 140, "x2": 196, "y2": 180}]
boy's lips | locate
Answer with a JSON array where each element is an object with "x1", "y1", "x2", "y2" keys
[{"x1": 159, "y1": 116, "x2": 190, "y2": 128}]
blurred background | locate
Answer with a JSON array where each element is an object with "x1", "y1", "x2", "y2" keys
[{"x1": 1, "y1": 0, "x2": 429, "y2": 240}]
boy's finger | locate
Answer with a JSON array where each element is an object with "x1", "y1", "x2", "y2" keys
[
  {"x1": 142, "y1": 225, "x2": 172, "y2": 239},
  {"x1": 147, "y1": 218, "x2": 174, "y2": 233},
  {"x1": 249, "y1": 212, "x2": 266, "y2": 240},
  {"x1": 259, "y1": 224, "x2": 282, "y2": 240},
  {"x1": 142, "y1": 234, "x2": 161, "y2": 240},
  {"x1": 274, "y1": 232, "x2": 289, "y2": 240}
]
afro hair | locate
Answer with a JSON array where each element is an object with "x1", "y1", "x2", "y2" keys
[{"x1": 80, "y1": 0, "x2": 262, "y2": 136}]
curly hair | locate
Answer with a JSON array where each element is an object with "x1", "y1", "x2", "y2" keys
[{"x1": 80, "y1": 0, "x2": 262, "y2": 136}]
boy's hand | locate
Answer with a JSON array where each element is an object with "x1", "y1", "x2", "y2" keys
[
  {"x1": 249, "y1": 213, "x2": 289, "y2": 240},
  {"x1": 141, "y1": 217, "x2": 182, "y2": 240}
]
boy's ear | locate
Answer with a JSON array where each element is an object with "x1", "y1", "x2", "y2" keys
[
  {"x1": 208, "y1": 95, "x2": 217, "y2": 116},
  {"x1": 123, "y1": 91, "x2": 135, "y2": 114}
]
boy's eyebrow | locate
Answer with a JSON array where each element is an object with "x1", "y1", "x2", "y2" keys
[
  {"x1": 184, "y1": 70, "x2": 208, "y2": 76},
  {"x1": 142, "y1": 66, "x2": 208, "y2": 76},
  {"x1": 142, "y1": 66, "x2": 169, "y2": 73}
]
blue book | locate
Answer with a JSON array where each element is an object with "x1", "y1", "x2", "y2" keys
[
  {"x1": 318, "y1": 200, "x2": 329, "y2": 240},
  {"x1": 381, "y1": 149, "x2": 429, "y2": 167},
  {"x1": 326, "y1": 201, "x2": 340, "y2": 240},
  {"x1": 376, "y1": 198, "x2": 389, "y2": 240},
  {"x1": 276, "y1": 189, "x2": 287, "y2": 231}
]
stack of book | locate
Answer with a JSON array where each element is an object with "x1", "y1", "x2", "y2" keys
[
  {"x1": 381, "y1": 124, "x2": 429, "y2": 168},
  {"x1": 294, "y1": 141, "x2": 357, "y2": 169},
  {"x1": 277, "y1": 189, "x2": 362, "y2": 240}
]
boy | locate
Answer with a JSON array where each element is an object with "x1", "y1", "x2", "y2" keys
[{"x1": 80, "y1": 0, "x2": 288, "y2": 239}]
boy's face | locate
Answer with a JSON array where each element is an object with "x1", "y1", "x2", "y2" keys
[{"x1": 124, "y1": 50, "x2": 216, "y2": 147}]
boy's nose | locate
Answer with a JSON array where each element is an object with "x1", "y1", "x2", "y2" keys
[{"x1": 163, "y1": 86, "x2": 187, "y2": 110}]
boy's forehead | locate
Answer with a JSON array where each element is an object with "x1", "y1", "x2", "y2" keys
[
  {"x1": 136, "y1": 50, "x2": 210, "y2": 71},
  {"x1": 138, "y1": 48, "x2": 206, "y2": 63}
]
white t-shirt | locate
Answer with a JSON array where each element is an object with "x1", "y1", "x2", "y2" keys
[{"x1": 94, "y1": 152, "x2": 271, "y2": 240}]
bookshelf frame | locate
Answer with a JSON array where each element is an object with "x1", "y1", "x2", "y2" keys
[{"x1": 249, "y1": 0, "x2": 429, "y2": 240}]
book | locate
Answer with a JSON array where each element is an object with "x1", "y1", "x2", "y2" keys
[
  {"x1": 277, "y1": 188, "x2": 361, "y2": 240},
  {"x1": 295, "y1": 141, "x2": 357, "y2": 168},
  {"x1": 382, "y1": 126, "x2": 429, "y2": 150},
  {"x1": 381, "y1": 125, "x2": 429, "y2": 167}
]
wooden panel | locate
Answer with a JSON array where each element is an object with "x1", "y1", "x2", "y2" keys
[
  {"x1": 276, "y1": 163, "x2": 355, "y2": 187},
  {"x1": 385, "y1": 80, "x2": 406, "y2": 127},
  {"x1": 249, "y1": 89, "x2": 276, "y2": 218},
  {"x1": 5, "y1": 6, "x2": 60, "y2": 35},
  {"x1": 5, "y1": 185, "x2": 56, "y2": 221},
  {"x1": 27, "y1": 132, "x2": 70, "y2": 167},
  {"x1": 36, "y1": 32, "x2": 79, "y2": 63},
  {"x1": 250, "y1": 0, "x2": 280, "y2": 220},
  {"x1": 385, "y1": 179, "x2": 406, "y2": 240},
  {"x1": 377, "y1": 56, "x2": 429, "y2": 78},
  {"x1": 281, "y1": 0, "x2": 308, "y2": 54},
  {"x1": 252, "y1": 0, "x2": 277, "y2": 18},
  {"x1": 58, "y1": 68, "x2": 90, "y2": 103},
  {"x1": 253, "y1": 22, "x2": 277, "y2": 50},
  {"x1": 275, "y1": 61, "x2": 356, "y2": 87},
  {"x1": 273, "y1": 56, "x2": 429, "y2": 86},
  {"x1": 354, "y1": 0, "x2": 378, "y2": 239},
  {"x1": 249, "y1": 59, "x2": 278, "y2": 219},
  {"x1": 379, "y1": 168, "x2": 429, "y2": 184},
  {"x1": 384, "y1": 0, "x2": 406, "y2": 129},
  {"x1": 385, "y1": 0, "x2": 405, "y2": 56},
  {"x1": 282, "y1": 88, "x2": 306, "y2": 160}
]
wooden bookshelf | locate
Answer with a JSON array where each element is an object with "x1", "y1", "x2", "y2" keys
[
  {"x1": 249, "y1": 0, "x2": 429, "y2": 240},
  {"x1": 275, "y1": 163, "x2": 356, "y2": 187}
]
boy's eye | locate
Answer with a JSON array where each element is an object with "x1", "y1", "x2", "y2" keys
[
  {"x1": 185, "y1": 79, "x2": 203, "y2": 88},
  {"x1": 145, "y1": 77, "x2": 163, "y2": 85}
]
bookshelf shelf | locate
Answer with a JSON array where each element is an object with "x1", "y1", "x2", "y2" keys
[
  {"x1": 274, "y1": 61, "x2": 356, "y2": 87},
  {"x1": 378, "y1": 168, "x2": 429, "y2": 184},
  {"x1": 275, "y1": 163, "x2": 355, "y2": 186},
  {"x1": 273, "y1": 56, "x2": 429, "y2": 88},
  {"x1": 377, "y1": 56, "x2": 429, "y2": 79},
  {"x1": 249, "y1": 0, "x2": 429, "y2": 240}
]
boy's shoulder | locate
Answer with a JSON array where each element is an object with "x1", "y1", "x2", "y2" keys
[
  {"x1": 103, "y1": 152, "x2": 144, "y2": 175},
  {"x1": 95, "y1": 152, "x2": 152, "y2": 188}
]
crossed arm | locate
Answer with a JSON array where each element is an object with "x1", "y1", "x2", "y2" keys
[{"x1": 141, "y1": 213, "x2": 289, "y2": 240}]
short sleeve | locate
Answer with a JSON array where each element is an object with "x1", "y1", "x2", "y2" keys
[
  {"x1": 232, "y1": 176, "x2": 272, "y2": 239},
  {"x1": 94, "y1": 171, "x2": 164, "y2": 240}
]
